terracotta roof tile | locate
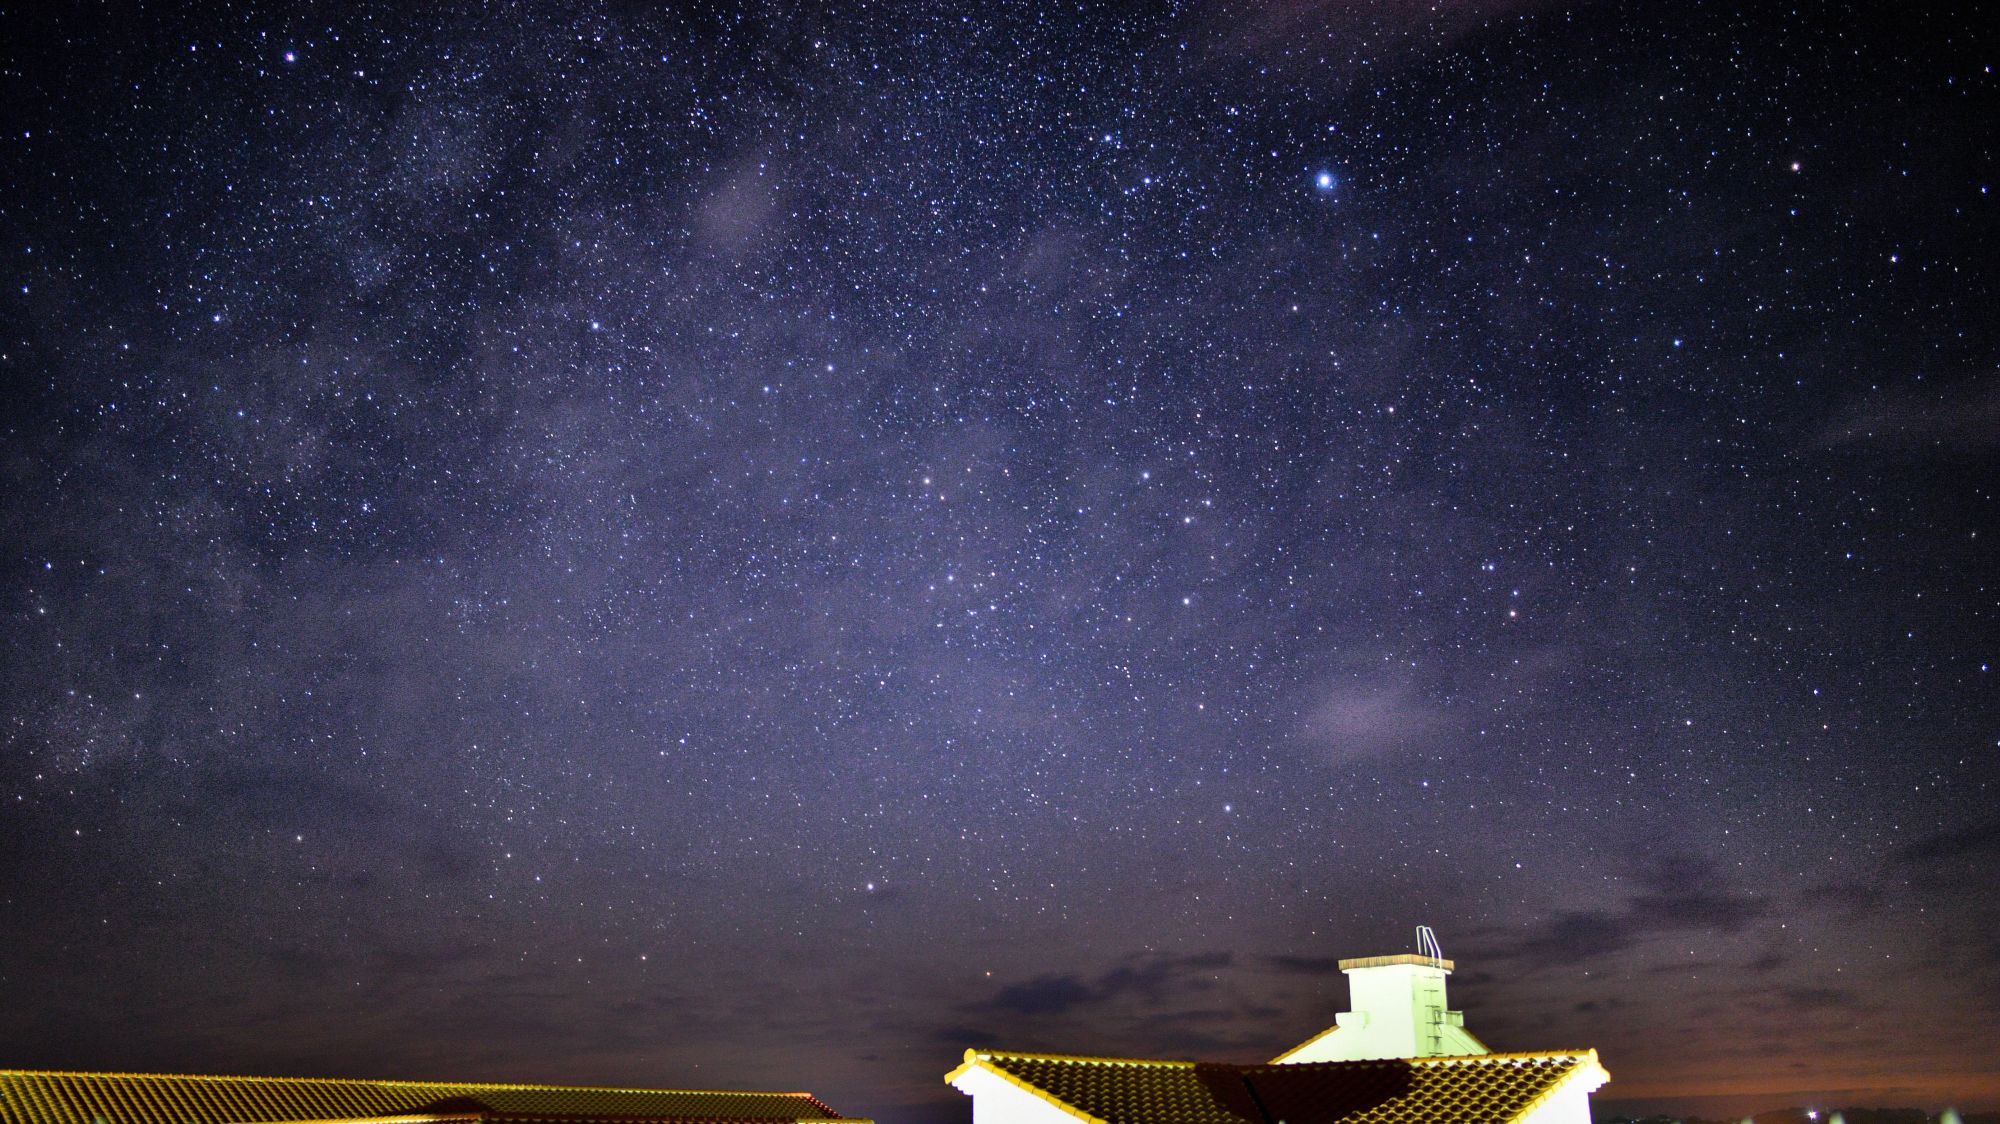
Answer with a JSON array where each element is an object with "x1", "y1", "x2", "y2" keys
[
  {"x1": 954, "y1": 1050, "x2": 1606, "y2": 1124},
  {"x1": 0, "y1": 1072, "x2": 852, "y2": 1124}
]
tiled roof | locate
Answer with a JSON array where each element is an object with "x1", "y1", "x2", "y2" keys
[
  {"x1": 0, "y1": 1072, "x2": 854, "y2": 1124},
  {"x1": 947, "y1": 1049, "x2": 1608, "y2": 1124}
]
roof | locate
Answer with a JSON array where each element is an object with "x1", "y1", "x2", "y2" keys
[
  {"x1": 0, "y1": 1072, "x2": 857, "y2": 1124},
  {"x1": 945, "y1": 1049, "x2": 1609, "y2": 1124},
  {"x1": 1333, "y1": 955, "x2": 1452, "y2": 973}
]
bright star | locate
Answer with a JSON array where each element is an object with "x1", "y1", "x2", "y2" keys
[{"x1": 1314, "y1": 170, "x2": 1336, "y2": 192}]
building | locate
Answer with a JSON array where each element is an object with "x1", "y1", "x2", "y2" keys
[
  {"x1": 0, "y1": 1070, "x2": 866, "y2": 1124},
  {"x1": 947, "y1": 932, "x2": 1609, "y2": 1124}
]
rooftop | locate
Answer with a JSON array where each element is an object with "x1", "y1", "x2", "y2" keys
[
  {"x1": 0, "y1": 1071, "x2": 856, "y2": 1124},
  {"x1": 1333, "y1": 955, "x2": 1454, "y2": 973},
  {"x1": 948, "y1": 1049, "x2": 1608, "y2": 1124}
]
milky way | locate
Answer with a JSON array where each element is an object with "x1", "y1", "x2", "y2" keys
[{"x1": 2, "y1": 2, "x2": 1995, "y2": 1120}]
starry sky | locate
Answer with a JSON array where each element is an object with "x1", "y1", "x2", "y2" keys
[{"x1": 2, "y1": 1, "x2": 1996, "y2": 1121}]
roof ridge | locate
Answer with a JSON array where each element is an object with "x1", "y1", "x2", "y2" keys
[
  {"x1": 0, "y1": 1073, "x2": 822, "y2": 1100},
  {"x1": 964, "y1": 1047, "x2": 1594, "y2": 1073},
  {"x1": 967, "y1": 1051, "x2": 1197, "y2": 1068},
  {"x1": 1268, "y1": 1023, "x2": 1340, "y2": 1064},
  {"x1": 1233, "y1": 1072, "x2": 1275, "y2": 1124},
  {"x1": 1412, "y1": 1050, "x2": 1593, "y2": 1063},
  {"x1": 1254, "y1": 1049, "x2": 1593, "y2": 1069}
]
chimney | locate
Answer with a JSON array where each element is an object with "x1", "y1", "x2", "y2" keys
[{"x1": 1273, "y1": 927, "x2": 1490, "y2": 1063}]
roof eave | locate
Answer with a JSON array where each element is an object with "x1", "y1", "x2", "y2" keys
[
  {"x1": 255, "y1": 1116, "x2": 484, "y2": 1124},
  {"x1": 943, "y1": 1055, "x2": 1111, "y2": 1124},
  {"x1": 1269, "y1": 1024, "x2": 1340, "y2": 1064},
  {"x1": 1492, "y1": 1049, "x2": 1611, "y2": 1124}
]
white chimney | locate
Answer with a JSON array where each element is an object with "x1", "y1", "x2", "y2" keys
[{"x1": 1273, "y1": 927, "x2": 1491, "y2": 1063}]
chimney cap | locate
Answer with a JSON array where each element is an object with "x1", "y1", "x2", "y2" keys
[{"x1": 1337, "y1": 953, "x2": 1454, "y2": 972}]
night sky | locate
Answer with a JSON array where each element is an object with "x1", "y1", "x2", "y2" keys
[{"x1": 2, "y1": 1, "x2": 1996, "y2": 1121}]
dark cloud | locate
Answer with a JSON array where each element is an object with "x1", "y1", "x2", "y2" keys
[
  {"x1": 1506, "y1": 911, "x2": 1639, "y2": 963},
  {"x1": 1263, "y1": 955, "x2": 1342, "y2": 976},
  {"x1": 1646, "y1": 960, "x2": 1723, "y2": 975},
  {"x1": 1097, "y1": 951, "x2": 1233, "y2": 1005},
  {"x1": 968, "y1": 952, "x2": 1234, "y2": 1019},
  {"x1": 1779, "y1": 986, "x2": 1858, "y2": 1011},
  {"x1": 1801, "y1": 881, "x2": 1885, "y2": 916},
  {"x1": 1896, "y1": 819, "x2": 2000, "y2": 865},
  {"x1": 1627, "y1": 854, "x2": 1763, "y2": 932},
  {"x1": 930, "y1": 1025, "x2": 997, "y2": 1047},
  {"x1": 1492, "y1": 855, "x2": 1763, "y2": 967},
  {"x1": 983, "y1": 974, "x2": 1097, "y2": 1017}
]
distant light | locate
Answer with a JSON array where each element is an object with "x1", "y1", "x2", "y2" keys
[{"x1": 1314, "y1": 170, "x2": 1337, "y2": 192}]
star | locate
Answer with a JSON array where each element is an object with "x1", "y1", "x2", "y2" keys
[{"x1": 2, "y1": 2, "x2": 1989, "y2": 1116}]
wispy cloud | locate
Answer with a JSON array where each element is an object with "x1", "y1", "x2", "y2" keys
[
  {"x1": 1813, "y1": 380, "x2": 2000, "y2": 451},
  {"x1": 1296, "y1": 675, "x2": 1451, "y2": 763}
]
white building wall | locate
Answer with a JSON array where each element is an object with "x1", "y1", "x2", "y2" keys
[
  {"x1": 1280, "y1": 962, "x2": 1488, "y2": 1062},
  {"x1": 949, "y1": 1065, "x2": 1084, "y2": 1124}
]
